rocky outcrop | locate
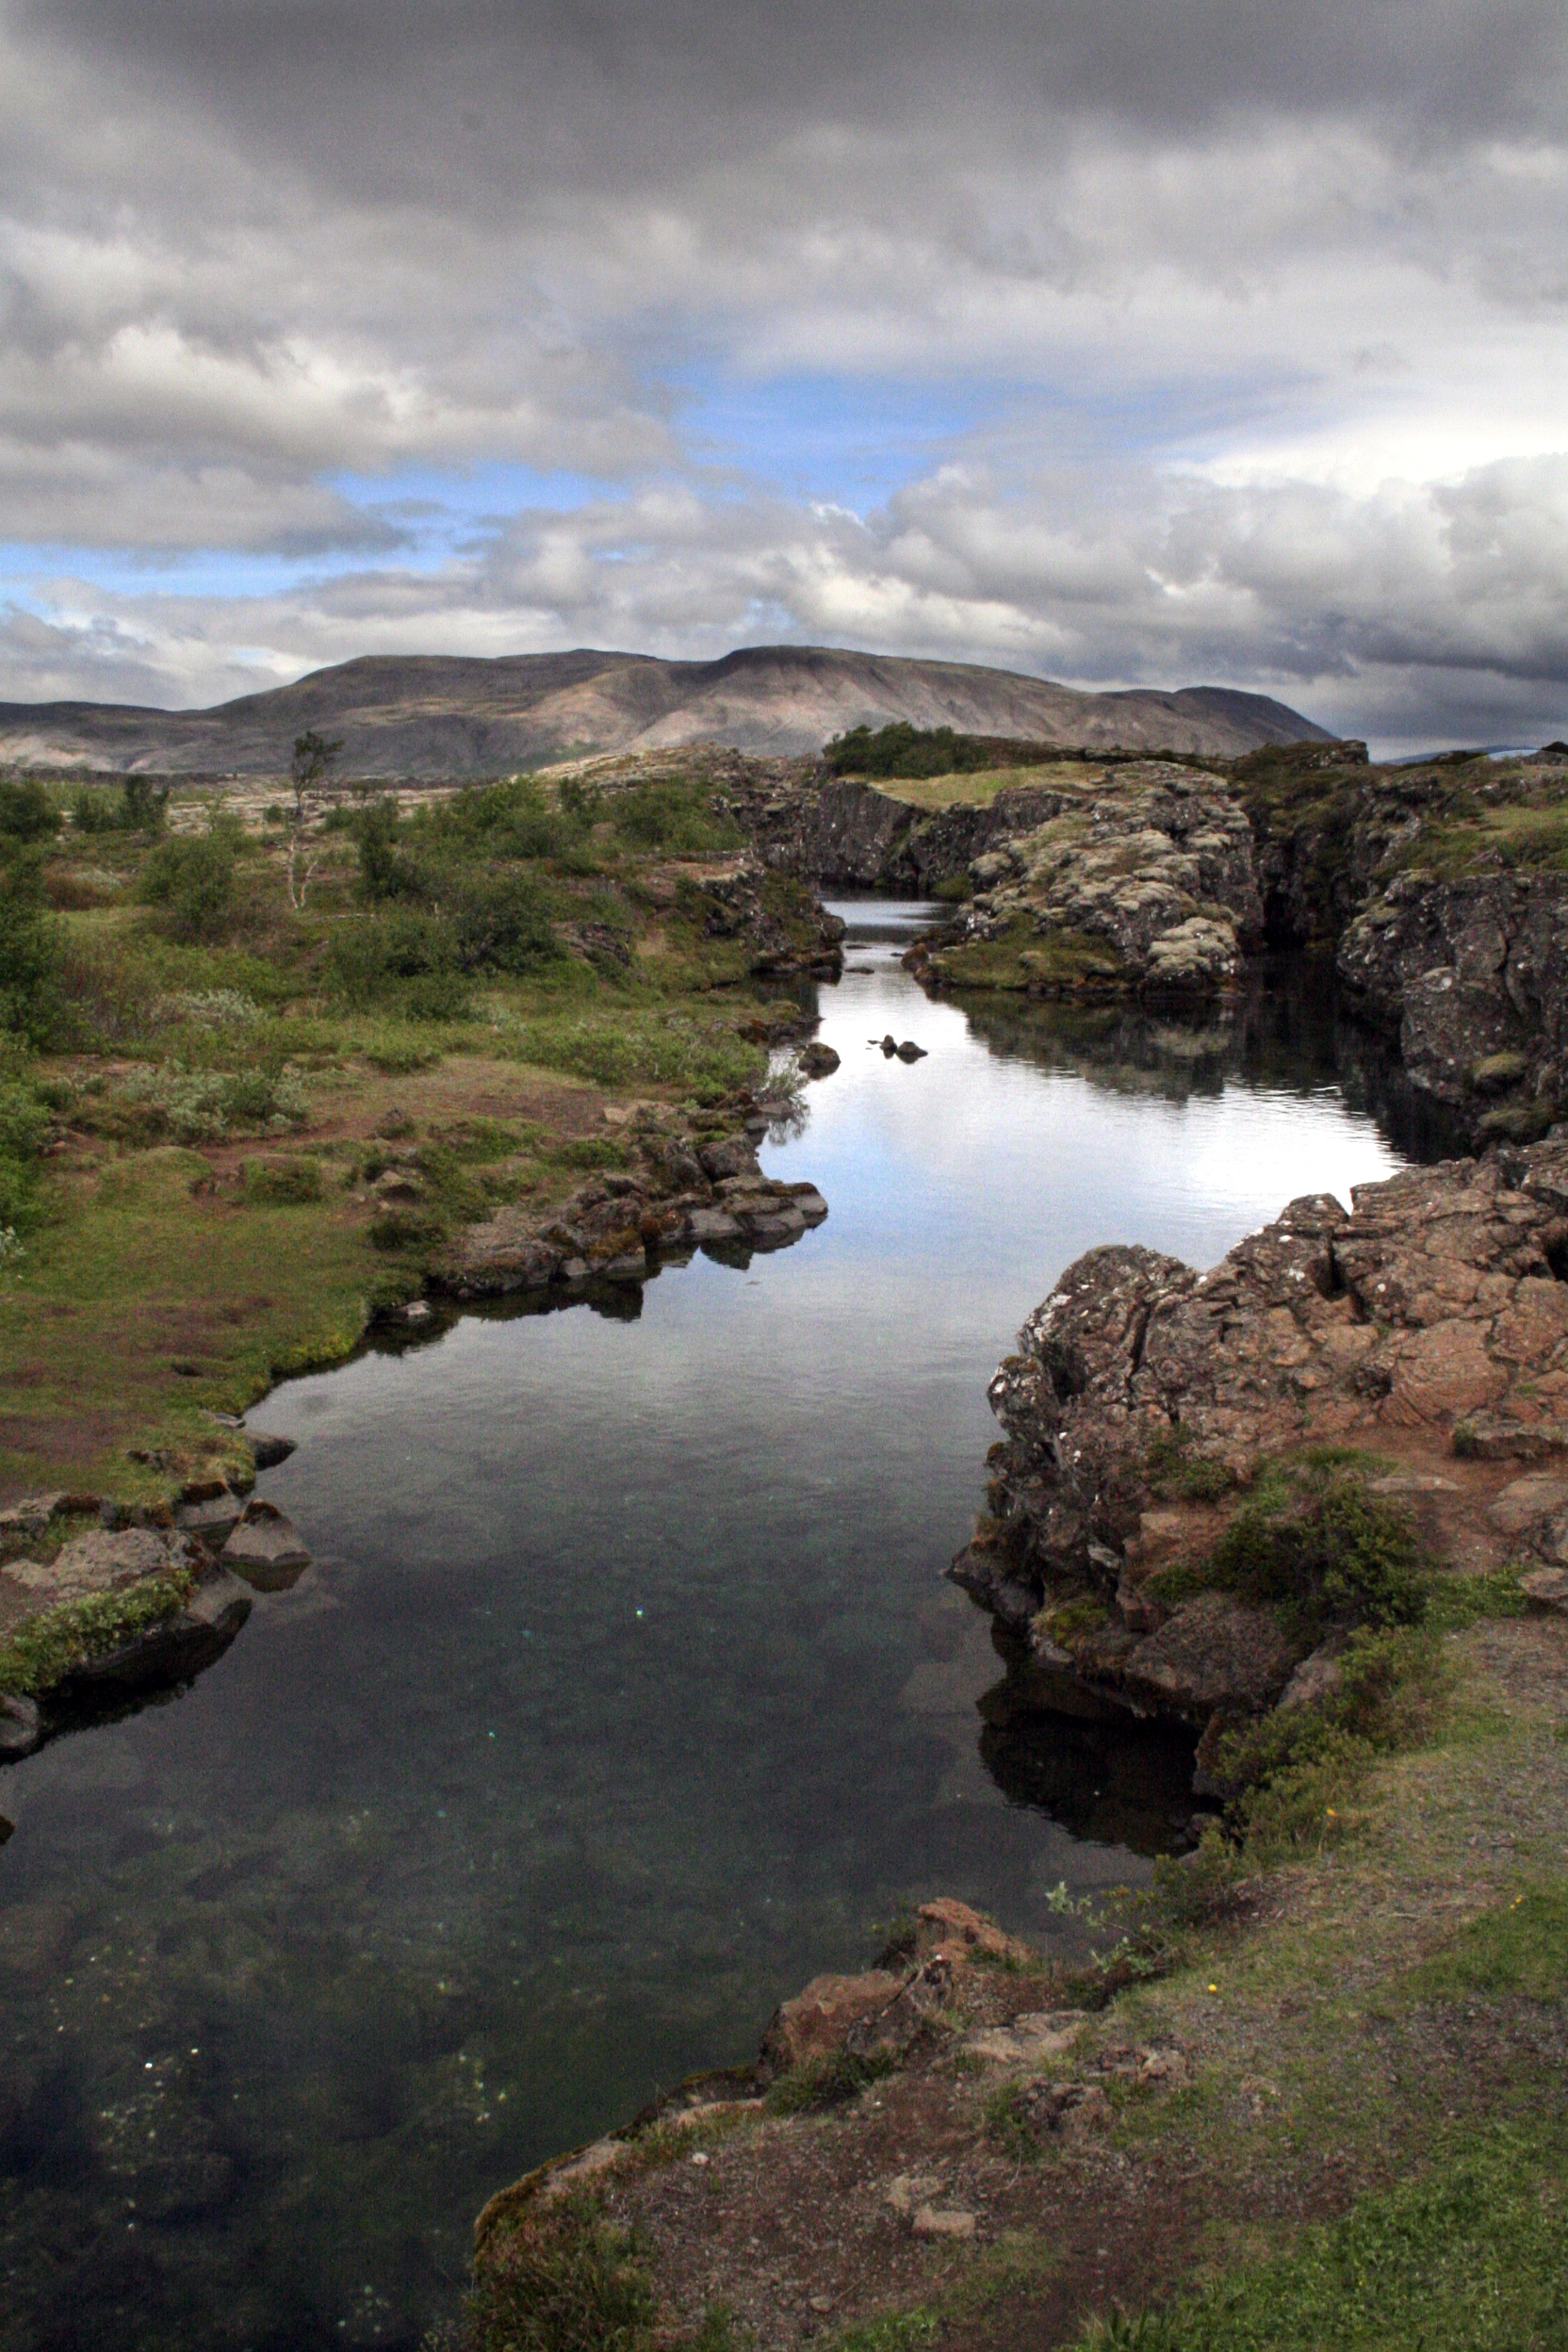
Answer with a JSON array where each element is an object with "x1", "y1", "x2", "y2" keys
[
  {"x1": 433, "y1": 1131, "x2": 828, "y2": 1299},
  {"x1": 908, "y1": 763, "x2": 1263, "y2": 1000},
  {"x1": 221, "y1": 1500, "x2": 312, "y2": 1592},
  {"x1": 0, "y1": 1517, "x2": 254, "y2": 1756},
  {"x1": 733, "y1": 771, "x2": 1074, "y2": 892},
  {"x1": 953, "y1": 1141, "x2": 1568, "y2": 1737},
  {"x1": 475, "y1": 1899, "x2": 1061, "y2": 2252},
  {"x1": 1337, "y1": 869, "x2": 1568, "y2": 1141}
]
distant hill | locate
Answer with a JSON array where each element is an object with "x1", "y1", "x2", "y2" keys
[{"x1": 0, "y1": 645, "x2": 1334, "y2": 777}]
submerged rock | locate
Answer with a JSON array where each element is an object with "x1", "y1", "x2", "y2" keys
[
  {"x1": 222, "y1": 1501, "x2": 311, "y2": 1591},
  {"x1": 247, "y1": 1430, "x2": 297, "y2": 1470},
  {"x1": 0, "y1": 1692, "x2": 40, "y2": 1758}
]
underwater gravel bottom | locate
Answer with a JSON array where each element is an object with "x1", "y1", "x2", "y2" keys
[{"x1": 0, "y1": 910, "x2": 1415, "y2": 2351}]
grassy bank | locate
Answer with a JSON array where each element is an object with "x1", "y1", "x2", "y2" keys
[{"x1": 0, "y1": 766, "x2": 826, "y2": 1504}]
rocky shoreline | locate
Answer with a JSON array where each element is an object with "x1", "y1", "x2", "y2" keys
[
  {"x1": 951, "y1": 1141, "x2": 1568, "y2": 1757},
  {"x1": 0, "y1": 1102, "x2": 831, "y2": 1771}
]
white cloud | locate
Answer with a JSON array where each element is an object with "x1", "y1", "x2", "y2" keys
[{"x1": 0, "y1": 0, "x2": 1564, "y2": 742}]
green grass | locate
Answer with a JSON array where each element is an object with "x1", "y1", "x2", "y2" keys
[
  {"x1": 466, "y1": 2193, "x2": 659, "y2": 2352},
  {"x1": 763, "y1": 2050, "x2": 901, "y2": 2116},
  {"x1": 0, "y1": 1168, "x2": 378, "y2": 1496},
  {"x1": 1400, "y1": 794, "x2": 1568, "y2": 881},
  {"x1": 1393, "y1": 1883, "x2": 1568, "y2": 2006},
  {"x1": 1074, "y1": 2127, "x2": 1568, "y2": 2350},
  {"x1": 0, "y1": 774, "x2": 823, "y2": 1500},
  {"x1": 493, "y1": 1007, "x2": 764, "y2": 1098}
]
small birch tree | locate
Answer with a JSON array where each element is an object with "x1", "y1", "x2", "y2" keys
[{"x1": 285, "y1": 729, "x2": 343, "y2": 909}]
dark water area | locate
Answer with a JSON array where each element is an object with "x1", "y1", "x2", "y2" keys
[{"x1": 1, "y1": 907, "x2": 1417, "y2": 2350}]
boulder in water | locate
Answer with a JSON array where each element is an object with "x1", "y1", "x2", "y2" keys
[{"x1": 222, "y1": 1501, "x2": 311, "y2": 1592}]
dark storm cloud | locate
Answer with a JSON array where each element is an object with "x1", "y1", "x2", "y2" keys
[{"x1": 18, "y1": 0, "x2": 1568, "y2": 165}]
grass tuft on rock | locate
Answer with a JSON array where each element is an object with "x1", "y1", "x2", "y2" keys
[
  {"x1": 0, "y1": 1565, "x2": 196, "y2": 1695},
  {"x1": 763, "y1": 2050, "x2": 900, "y2": 2116}
]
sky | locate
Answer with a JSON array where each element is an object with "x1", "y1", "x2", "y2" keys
[{"x1": 1, "y1": 1, "x2": 1566, "y2": 755}]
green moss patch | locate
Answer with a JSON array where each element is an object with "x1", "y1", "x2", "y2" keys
[
  {"x1": 930, "y1": 917, "x2": 1129, "y2": 995},
  {"x1": 0, "y1": 1566, "x2": 195, "y2": 1696}
]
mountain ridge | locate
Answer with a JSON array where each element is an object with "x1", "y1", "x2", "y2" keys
[{"x1": 0, "y1": 643, "x2": 1334, "y2": 776}]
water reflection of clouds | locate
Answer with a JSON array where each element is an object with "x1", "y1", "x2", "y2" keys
[{"x1": 780, "y1": 931, "x2": 1401, "y2": 1292}]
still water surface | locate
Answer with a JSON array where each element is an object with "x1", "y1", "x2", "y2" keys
[{"x1": 1, "y1": 906, "x2": 1412, "y2": 2349}]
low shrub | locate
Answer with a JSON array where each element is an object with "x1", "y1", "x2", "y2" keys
[
  {"x1": 72, "y1": 777, "x2": 170, "y2": 835},
  {"x1": 1216, "y1": 1625, "x2": 1447, "y2": 1862},
  {"x1": 499, "y1": 1010, "x2": 761, "y2": 1098},
  {"x1": 139, "y1": 820, "x2": 243, "y2": 941},
  {"x1": 0, "y1": 851, "x2": 63, "y2": 1046},
  {"x1": 825, "y1": 722, "x2": 1004, "y2": 780},
  {"x1": 107, "y1": 1061, "x2": 309, "y2": 1143},
  {"x1": 243, "y1": 1157, "x2": 324, "y2": 1205},
  {"x1": 983, "y1": 2080, "x2": 1049, "y2": 2161},
  {"x1": 1145, "y1": 1425, "x2": 1235, "y2": 1503},
  {"x1": 1424, "y1": 1565, "x2": 1530, "y2": 1630},
  {"x1": 604, "y1": 776, "x2": 743, "y2": 856},
  {"x1": 0, "y1": 1073, "x2": 51, "y2": 1231},
  {"x1": 0, "y1": 778, "x2": 57, "y2": 841},
  {"x1": 1152, "y1": 1462, "x2": 1429, "y2": 1639}
]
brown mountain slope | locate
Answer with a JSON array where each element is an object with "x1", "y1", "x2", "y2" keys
[{"x1": 0, "y1": 644, "x2": 1332, "y2": 777}]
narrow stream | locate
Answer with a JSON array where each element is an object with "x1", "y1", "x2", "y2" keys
[{"x1": 0, "y1": 906, "x2": 1412, "y2": 2351}]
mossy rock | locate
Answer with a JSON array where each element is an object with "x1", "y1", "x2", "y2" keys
[
  {"x1": 929, "y1": 917, "x2": 1129, "y2": 995},
  {"x1": 1468, "y1": 1050, "x2": 1529, "y2": 1095}
]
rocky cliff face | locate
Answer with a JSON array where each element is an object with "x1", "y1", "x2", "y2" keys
[
  {"x1": 595, "y1": 739, "x2": 1568, "y2": 1125},
  {"x1": 1337, "y1": 869, "x2": 1568, "y2": 1141},
  {"x1": 953, "y1": 1143, "x2": 1568, "y2": 1744},
  {"x1": 908, "y1": 762, "x2": 1264, "y2": 999},
  {"x1": 733, "y1": 771, "x2": 1069, "y2": 891},
  {"x1": 1237, "y1": 744, "x2": 1568, "y2": 1143}
]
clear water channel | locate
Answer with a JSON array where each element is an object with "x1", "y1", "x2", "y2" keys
[{"x1": 0, "y1": 904, "x2": 1418, "y2": 2350}]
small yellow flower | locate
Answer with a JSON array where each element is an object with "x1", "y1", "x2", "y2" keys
[
  {"x1": 1207, "y1": 1982, "x2": 1219, "y2": 1993},
  {"x1": 1326, "y1": 1807, "x2": 1337, "y2": 1818}
]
